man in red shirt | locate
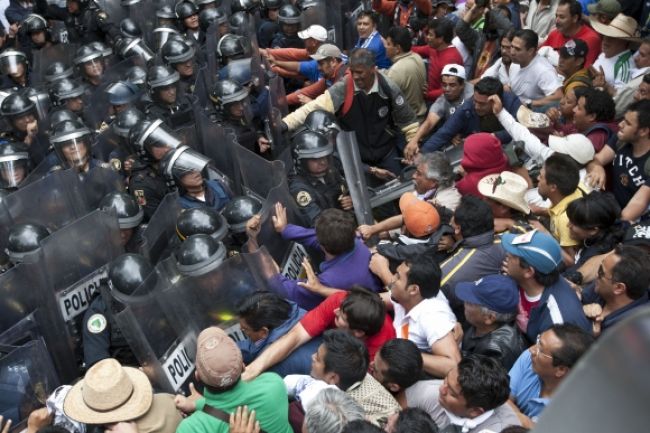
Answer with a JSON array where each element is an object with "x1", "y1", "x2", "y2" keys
[
  {"x1": 541, "y1": 0, "x2": 602, "y2": 67},
  {"x1": 412, "y1": 17, "x2": 463, "y2": 102},
  {"x1": 242, "y1": 287, "x2": 395, "y2": 380}
]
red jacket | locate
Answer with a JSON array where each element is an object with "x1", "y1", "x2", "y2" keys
[
  {"x1": 412, "y1": 44, "x2": 464, "y2": 102},
  {"x1": 457, "y1": 133, "x2": 509, "y2": 197}
]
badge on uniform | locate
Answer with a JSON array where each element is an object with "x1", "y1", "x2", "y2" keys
[
  {"x1": 296, "y1": 191, "x2": 312, "y2": 207},
  {"x1": 110, "y1": 158, "x2": 122, "y2": 171},
  {"x1": 395, "y1": 95, "x2": 405, "y2": 106},
  {"x1": 134, "y1": 189, "x2": 146, "y2": 206},
  {"x1": 378, "y1": 106, "x2": 389, "y2": 118},
  {"x1": 87, "y1": 313, "x2": 107, "y2": 334}
]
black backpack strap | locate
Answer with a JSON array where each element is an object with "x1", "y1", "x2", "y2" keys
[{"x1": 202, "y1": 404, "x2": 268, "y2": 433}]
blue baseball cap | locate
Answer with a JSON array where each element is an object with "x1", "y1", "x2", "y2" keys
[
  {"x1": 502, "y1": 230, "x2": 562, "y2": 274},
  {"x1": 456, "y1": 275, "x2": 519, "y2": 314}
]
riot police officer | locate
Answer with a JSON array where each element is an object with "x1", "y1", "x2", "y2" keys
[
  {"x1": 156, "y1": 4, "x2": 178, "y2": 28},
  {"x1": 145, "y1": 65, "x2": 195, "y2": 130},
  {"x1": 270, "y1": 4, "x2": 303, "y2": 49},
  {"x1": 49, "y1": 77, "x2": 87, "y2": 120},
  {"x1": 222, "y1": 195, "x2": 262, "y2": 253},
  {"x1": 105, "y1": 80, "x2": 141, "y2": 116},
  {"x1": 0, "y1": 93, "x2": 40, "y2": 151},
  {"x1": 82, "y1": 253, "x2": 151, "y2": 368},
  {"x1": 49, "y1": 119, "x2": 105, "y2": 174},
  {"x1": 5, "y1": 222, "x2": 50, "y2": 266},
  {"x1": 88, "y1": 41, "x2": 115, "y2": 68},
  {"x1": 98, "y1": 191, "x2": 144, "y2": 251},
  {"x1": 228, "y1": 11, "x2": 250, "y2": 36},
  {"x1": 0, "y1": 141, "x2": 31, "y2": 192},
  {"x1": 160, "y1": 38, "x2": 198, "y2": 96},
  {"x1": 289, "y1": 129, "x2": 352, "y2": 226},
  {"x1": 119, "y1": 17, "x2": 142, "y2": 39},
  {"x1": 196, "y1": 0, "x2": 219, "y2": 12},
  {"x1": 175, "y1": 233, "x2": 226, "y2": 277},
  {"x1": 73, "y1": 45, "x2": 105, "y2": 88},
  {"x1": 63, "y1": 0, "x2": 118, "y2": 44},
  {"x1": 231, "y1": 0, "x2": 261, "y2": 14},
  {"x1": 209, "y1": 79, "x2": 270, "y2": 157},
  {"x1": 174, "y1": 0, "x2": 201, "y2": 42},
  {"x1": 43, "y1": 61, "x2": 74, "y2": 85},
  {"x1": 128, "y1": 118, "x2": 182, "y2": 163},
  {"x1": 176, "y1": 207, "x2": 228, "y2": 242},
  {"x1": 22, "y1": 14, "x2": 55, "y2": 53},
  {"x1": 198, "y1": 7, "x2": 229, "y2": 43},
  {"x1": 0, "y1": 50, "x2": 30, "y2": 90},
  {"x1": 258, "y1": 0, "x2": 282, "y2": 48},
  {"x1": 216, "y1": 33, "x2": 248, "y2": 66}
]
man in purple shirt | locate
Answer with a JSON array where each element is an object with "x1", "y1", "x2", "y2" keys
[{"x1": 247, "y1": 203, "x2": 382, "y2": 310}]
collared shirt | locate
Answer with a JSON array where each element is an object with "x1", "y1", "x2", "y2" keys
[
  {"x1": 509, "y1": 350, "x2": 550, "y2": 421},
  {"x1": 549, "y1": 188, "x2": 583, "y2": 247},
  {"x1": 353, "y1": 75, "x2": 380, "y2": 94},
  {"x1": 391, "y1": 294, "x2": 456, "y2": 352}
]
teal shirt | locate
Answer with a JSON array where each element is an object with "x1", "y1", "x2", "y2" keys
[{"x1": 176, "y1": 373, "x2": 292, "y2": 433}]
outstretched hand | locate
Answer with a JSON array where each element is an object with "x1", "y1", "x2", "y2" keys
[
  {"x1": 272, "y1": 202, "x2": 288, "y2": 233},
  {"x1": 174, "y1": 382, "x2": 203, "y2": 415}
]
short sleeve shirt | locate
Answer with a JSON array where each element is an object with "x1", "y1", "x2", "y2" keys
[
  {"x1": 509, "y1": 350, "x2": 549, "y2": 420},
  {"x1": 509, "y1": 55, "x2": 562, "y2": 102},
  {"x1": 391, "y1": 295, "x2": 456, "y2": 352},
  {"x1": 298, "y1": 59, "x2": 321, "y2": 83},
  {"x1": 609, "y1": 142, "x2": 650, "y2": 209},
  {"x1": 428, "y1": 83, "x2": 474, "y2": 120},
  {"x1": 549, "y1": 188, "x2": 583, "y2": 247}
]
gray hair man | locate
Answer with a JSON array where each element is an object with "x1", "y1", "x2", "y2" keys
[{"x1": 304, "y1": 388, "x2": 365, "y2": 433}]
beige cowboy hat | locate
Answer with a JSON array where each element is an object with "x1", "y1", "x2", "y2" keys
[
  {"x1": 64, "y1": 358, "x2": 153, "y2": 425},
  {"x1": 478, "y1": 171, "x2": 531, "y2": 215},
  {"x1": 590, "y1": 13, "x2": 641, "y2": 41}
]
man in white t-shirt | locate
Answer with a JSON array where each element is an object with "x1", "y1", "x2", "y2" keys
[
  {"x1": 509, "y1": 29, "x2": 563, "y2": 108},
  {"x1": 369, "y1": 254, "x2": 460, "y2": 378}
]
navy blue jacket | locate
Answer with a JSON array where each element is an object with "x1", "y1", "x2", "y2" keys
[{"x1": 421, "y1": 91, "x2": 521, "y2": 153}]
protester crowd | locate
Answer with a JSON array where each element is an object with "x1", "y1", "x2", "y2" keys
[{"x1": 1, "y1": 1, "x2": 650, "y2": 433}]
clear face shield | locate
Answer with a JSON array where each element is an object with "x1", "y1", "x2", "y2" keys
[
  {"x1": 82, "y1": 58, "x2": 105, "y2": 79},
  {"x1": 224, "y1": 95, "x2": 253, "y2": 124},
  {"x1": 142, "y1": 121, "x2": 182, "y2": 161},
  {"x1": 0, "y1": 55, "x2": 26, "y2": 77},
  {"x1": 55, "y1": 135, "x2": 91, "y2": 170},
  {"x1": 122, "y1": 38, "x2": 154, "y2": 63},
  {"x1": 167, "y1": 147, "x2": 210, "y2": 183},
  {"x1": 0, "y1": 156, "x2": 29, "y2": 188}
]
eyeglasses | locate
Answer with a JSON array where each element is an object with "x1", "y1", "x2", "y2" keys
[
  {"x1": 534, "y1": 334, "x2": 553, "y2": 360},
  {"x1": 597, "y1": 264, "x2": 615, "y2": 282}
]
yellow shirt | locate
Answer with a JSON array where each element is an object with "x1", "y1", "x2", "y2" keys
[{"x1": 549, "y1": 188, "x2": 583, "y2": 247}]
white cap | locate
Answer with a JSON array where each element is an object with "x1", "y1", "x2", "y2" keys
[
  {"x1": 548, "y1": 134, "x2": 595, "y2": 165},
  {"x1": 441, "y1": 63, "x2": 466, "y2": 80},
  {"x1": 298, "y1": 25, "x2": 328, "y2": 42}
]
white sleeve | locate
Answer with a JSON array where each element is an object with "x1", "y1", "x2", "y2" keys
[{"x1": 497, "y1": 109, "x2": 554, "y2": 162}]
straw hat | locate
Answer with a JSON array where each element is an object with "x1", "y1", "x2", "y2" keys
[
  {"x1": 590, "y1": 13, "x2": 641, "y2": 41},
  {"x1": 64, "y1": 358, "x2": 153, "y2": 425},
  {"x1": 478, "y1": 171, "x2": 531, "y2": 215}
]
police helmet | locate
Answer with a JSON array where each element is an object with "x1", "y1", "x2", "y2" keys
[
  {"x1": 216, "y1": 34, "x2": 246, "y2": 60},
  {"x1": 0, "y1": 93, "x2": 35, "y2": 118},
  {"x1": 0, "y1": 50, "x2": 27, "y2": 76},
  {"x1": 121, "y1": 0, "x2": 142, "y2": 5},
  {"x1": 73, "y1": 44, "x2": 103, "y2": 66},
  {"x1": 222, "y1": 59, "x2": 253, "y2": 87},
  {"x1": 0, "y1": 141, "x2": 30, "y2": 189},
  {"x1": 304, "y1": 109, "x2": 340, "y2": 134},
  {"x1": 296, "y1": 0, "x2": 321, "y2": 10},
  {"x1": 99, "y1": 191, "x2": 144, "y2": 229},
  {"x1": 153, "y1": 26, "x2": 181, "y2": 50},
  {"x1": 159, "y1": 145, "x2": 210, "y2": 183},
  {"x1": 157, "y1": 5, "x2": 177, "y2": 20},
  {"x1": 112, "y1": 106, "x2": 145, "y2": 138},
  {"x1": 293, "y1": 129, "x2": 333, "y2": 160},
  {"x1": 125, "y1": 65, "x2": 148, "y2": 88},
  {"x1": 6, "y1": 223, "x2": 49, "y2": 263},
  {"x1": 118, "y1": 37, "x2": 155, "y2": 63},
  {"x1": 195, "y1": 0, "x2": 218, "y2": 5},
  {"x1": 44, "y1": 61, "x2": 74, "y2": 84},
  {"x1": 222, "y1": 195, "x2": 262, "y2": 233},
  {"x1": 49, "y1": 119, "x2": 92, "y2": 169},
  {"x1": 262, "y1": 0, "x2": 283, "y2": 9},
  {"x1": 146, "y1": 65, "x2": 180, "y2": 91},
  {"x1": 231, "y1": 0, "x2": 260, "y2": 13},
  {"x1": 278, "y1": 4, "x2": 301, "y2": 24},
  {"x1": 199, "y1": 8, "x2": 227, "y2": 32},
  {"x1": 23, "y1": 14, "x2": 48, "y2": 34},
  {"x1": 175, "y1": 234, "x2": 226, "y2": 276},
  {"x1": 119, "y1": 18, "x2": 142, "y2": 38},
  {"x1": 161, "y1": 38, "x2": 195, "y2": 65},
  {"x1": 175, "y1": 0, "x2": 199, "y2": 19},
  {"x1": 49, "y1": 78, "x2": 86, "y2": 106},
  {"x1": 105, "y1": 81, "x2": 141, "y2": 106},
  {"x1": 49, "y1": 109, "x2": 81, "y2": 130},
  {"x1": 176, "y1": 207, "x2": 228, "y2": 242},
  {"x1": 88, "y1": 41, "x2": 113, "y2": 58},
  {"x1": 128, "y1": 118, "x2": 181, "y2": 160},
  {"x1": 108, "y1": 253, "x2": 154, "y2": 296},
  {"x1": 209, "y1": 79, "x2": 248, "y2": 110},
  {"x1": 228, "y1": 11, "x2": 249, "y2": 32}
]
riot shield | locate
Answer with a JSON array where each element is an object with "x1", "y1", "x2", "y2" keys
[
  {"x1": 129, "y1": 0, "x2": 160, "y2": 49},
  {"x1": 335, "y1": 131, "x2": 374, "y2": 226},
  {"x1": 93, "y1": 127, "x2": 122, "y2": 162},
  {"x1": 0, "y1": 170, "x2": 90, "y2": 254},
  {"x1": 236, "y1": 145, "x2": 285, "y2": 200},
  {"x1": 266, "y1": 107, "x2": 290, "y2": 163},
  {"x1": 139, "y1": 192, "x2": 181, "y2": 264},
  {"x1": 111, "y1": 270, "x2": 197, "y2": 393},
  {"x1": 31, "y1": 43, "x2": 78, "y2": 86},
  {"x1": 0, "y1": 262, "x2": 79, "y2": 382},
  {"x1": 268, "y1": 72, "x2": 288, "y2": 117},
  {"x1": 0, "y1": 339, "x2": 60, "y2": 428},
  {"x1": 195, "y1": 116, "x2": 244, "y2": 195},
  {"x1": 81, "y1": 167, "x2": 125, "y2": 209},
  {"x1": 38, "y1": 210, "x2": 123, "y2": 365},
  {"x1": 158, "y1": 247, "x2": 280, "y2": 346},
  {"x1": 98, "y1": 0, "x2": 129, "y2": 27}
]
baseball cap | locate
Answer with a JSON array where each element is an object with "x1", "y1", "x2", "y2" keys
[
  {"x1": 548, "y1": 133, "x2": 595, "y2": 165},
  {"x1": 441, "y1": 63, "x2": 466, "y2": 80},
  {"x1": 623, "y1": 221, "x2": 650, "y2": 248},
  {"x1": 456, "y1": 274, "x2": 519, "y2": 314},
  {"x1": 298, "y1": 25, "x2": 328, "y2": 42},
  {"x1": 587, "y1": 0, "x2": 621, "y2": 19},
  {"x1": 502, "y1": 230, "x2": 562, "y2": 274},
  {"x1": 310, "y1": 43, "x2": 342, "y2": 61},
  {"x1": 195, "y1": 327, "x2": 243, "y2": 388},
  {"x1": 399, "y1": 193, "x2": 440, "y2": 238},
  {"x1": 559, "y1": 39, "x2": 589, "y2": 58}
]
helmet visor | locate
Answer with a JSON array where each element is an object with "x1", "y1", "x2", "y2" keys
[
  {"x1": 0, "y1": 158, "x2": 29, "y2": 188},
  {"x1": 0, "y1": 55, "x2": 25, "y2": 76},
  {"x1": 55, "y1": 137, "x2": 91, "y2": 169},
  {"x1": 144, "y1": 122, "x2": 182, "y2": 151}
]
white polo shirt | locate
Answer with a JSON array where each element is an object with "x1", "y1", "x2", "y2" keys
[{"x1": 392, "y1": 293, "x2": 456, "y2": 353}]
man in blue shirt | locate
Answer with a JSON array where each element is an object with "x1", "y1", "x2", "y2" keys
[{"x1": 354, "y1": 10, "x2": 391, "y2": 69}]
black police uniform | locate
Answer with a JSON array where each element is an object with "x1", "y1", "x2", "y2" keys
[
  {"x1": 289, "y1": 168, "x2": 347, "y2": 226},
  {"x1": 128, "y1": 163, "x2": 169, "y2": 221},
  {"x1": 270, "y1": 32, "x2": 303, "y2": 49},
  {"x1": 146, "y1": 96, "x2": 196, "y2": 130},
  {"x1": 64, "y1": 2, "x2": 117, "y2": 43}
]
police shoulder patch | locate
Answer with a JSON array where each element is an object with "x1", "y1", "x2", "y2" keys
[
  {"x1": 110, "y1": 158, "x2": 122, "y2": 171},
  {"x1": 395, "y1": 95, "x2": 405, "y2": 106},
  {"x1": 296, "y1": 190, "x2": 312, "y2": 207},
  {"x1": 134, "y1": 189, "x2": 146, "y2": 206},
  {"x1": 87, "y1": 313, "x2": 107, "y2": 334}
]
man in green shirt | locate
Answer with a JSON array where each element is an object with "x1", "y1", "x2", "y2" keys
[{"x1": 175, "y1": 327, "x2": 293, "y2": 433}]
